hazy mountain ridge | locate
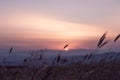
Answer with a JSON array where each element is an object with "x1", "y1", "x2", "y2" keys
[{"x1": 0, "y1": 49, "x2": 120, "y2": 66}]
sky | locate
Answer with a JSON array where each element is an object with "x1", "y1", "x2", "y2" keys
[{"x1": 0, "y1": 0, "x2": 120, "y2": 50}]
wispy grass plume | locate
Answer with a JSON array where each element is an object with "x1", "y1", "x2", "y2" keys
[
  {"x1": 9, "y1": 46, "x2": 13, "y2": 54},
  {"x1": 114, "y1": 34, "x2": 120, "y2": 42},
  {"x1": 64, "y1": 44, "x2": 69, "y2": 49},
  {"x1": 97, "y1": 32, "x2": 107, "y2": 47},
  {"x1": 99, "y1": 40, "x2": 109, "y2": 48}
]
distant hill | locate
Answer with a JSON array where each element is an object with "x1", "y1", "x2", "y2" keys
[{"x1": 0, "y1": 49, "x2": 120, "y2": 66}]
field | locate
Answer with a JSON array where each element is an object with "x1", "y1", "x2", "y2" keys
[
  {"x1": 0, "y1": 58, "x2": 120, "y2": 80},
  {"x1": 0, "y1": 33, "x2": 119, "y2": 80}
]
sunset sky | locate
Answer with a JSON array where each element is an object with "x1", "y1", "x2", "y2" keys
[{"x1": 0, "y1": 0, "x2": 120, "y2": 50}]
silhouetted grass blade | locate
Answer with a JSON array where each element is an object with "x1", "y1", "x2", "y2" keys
[
  {"x1": 87, "y1": 53, "x2": 93, "y2": 60},
  {"x1": 97, "y1": 32, "x2": 107, "y2": 47},
  {"x1": 114, "y1": 34, "x2": 120, "y2": 42},
  {"x1": 64, "y1": 44, "x2": 69, "y2": 49},
  {"x1": 9, "y1": 47, "x2": 13, "y2": 54},
  {"x1": 99, "y1": 40, "x2": 109, "y2": 48},
  {"x1": 57, "y1": 53, "x2": 61, "y2": 63},
  {"x1": 83, "y1": 54, "x2": 88, "y2": 60}
]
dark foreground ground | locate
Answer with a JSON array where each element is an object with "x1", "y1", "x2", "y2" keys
[{"x1": 0, "y1": 59, "x2": 120, "y2": 80}]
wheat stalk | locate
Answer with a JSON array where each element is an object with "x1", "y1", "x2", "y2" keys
[
  {"x1": 64, "y1": 44, "x2": 69, "y2": 49},
  {"x1": 114, "y1": 34, "x2": 120, "y2": 42},
  {"x1": 99, "y1": 40, "x2": 109, "y2": 48},
  {"x1": 9, "y1": 46, "x2": 13, "y2": 54},
  {"x1": 97, "y1": 32, "x2": 107, "y2": 47}
]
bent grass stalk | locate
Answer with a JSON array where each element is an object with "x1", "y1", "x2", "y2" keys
[
  {"x1": 6, "y1": 46, "x2": 14, "y2": 66},
  {"x1": 109, "y1": 34, "x2": 120, "y2": 52}
]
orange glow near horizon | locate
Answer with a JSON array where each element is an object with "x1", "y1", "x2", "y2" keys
[{"x1": 0, "y1": 12, "x2": 118, "y2": 49}]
